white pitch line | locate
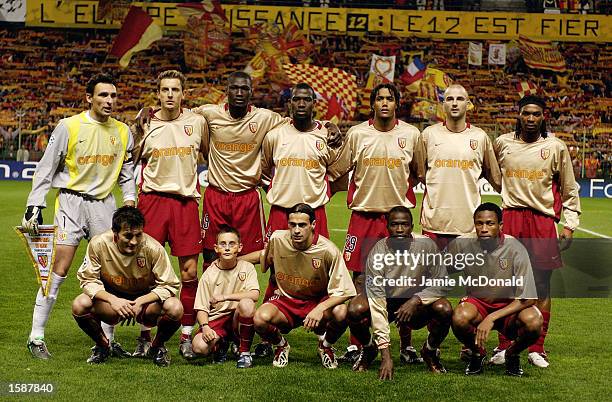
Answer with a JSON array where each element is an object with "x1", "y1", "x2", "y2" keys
[{"x1": 574, "y1": 227, "x2": 611, "y2": 239}]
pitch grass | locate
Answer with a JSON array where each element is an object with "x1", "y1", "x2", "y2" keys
[{"x1": 0, "y1": 181, "x2": 610, "y2": 401}]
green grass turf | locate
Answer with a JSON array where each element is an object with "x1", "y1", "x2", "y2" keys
[{"x1": 0, "y1": 181, "x2": 610, "y2": 400}]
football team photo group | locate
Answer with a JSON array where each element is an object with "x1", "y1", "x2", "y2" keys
[{"x1": 1, "y1": 1, "x2": 610, "y2": 400}]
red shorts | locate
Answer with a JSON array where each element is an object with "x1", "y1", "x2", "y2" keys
[
  {"x1": 502, "y1": 208, "x2": 562, "y2": 270},
  {"x1": 202, "y1": 186, "x2": 266, "y2": 254},
  {"x1": 205, "y1": 312, "x2": 237, "y2": 340},
  {"x1": 460, "y1": 296, "x2": 518, "y2": 339},
  {"x1": 264, "y1": 294, "x2": 327, "y2": 331},
  {"x1": 263, "y1": 276, "x2": 279, "y2": 302},
  {"x1": 138, "y1": 192, "x2": 202, "y2": 257},
  {"x1": 265, "y1": 205, "x2": 329, "y2": 242},
  {"x1": 343, "y1": 211, "x2": 389, "y2": 272},
  {"x1": 422, "y1": 231, "x2": 458, "y2": 251}
]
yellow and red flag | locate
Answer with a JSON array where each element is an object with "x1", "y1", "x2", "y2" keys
[{"x1": 109, "y1": 7, "x2": 163, "y2": 68}]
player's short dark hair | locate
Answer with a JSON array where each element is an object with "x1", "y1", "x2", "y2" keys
[
  {"x1": 157, "y1": 69, "x2": 186, "y2": 91},
  {"x1": 112, "y1": 206, "x2": 145, "y2": 233},
  {"x1": 473, "y1": 202, "x2": 502, "y2": 223},
  {"x1": 86, "y1": 73, "x2": 116, "y2": 95},
  {"x1": 227, "y1": 71, "x2": 252, "y2": 87},
  {"x1": 292, "y1": 83, "x2": 316, "y2": 99},
  {"x1": 386, "y1": 206, "x2": 413, "y2": 224},
  {"x1": 287, "y1": 203, "x2": 316, "y2": 224},
  {"x1": 370, "y1": 83, "x2": 401, "y2": 107},
  {"x1": 216, "y1": 224, "x2": 241, "y2": 241}
]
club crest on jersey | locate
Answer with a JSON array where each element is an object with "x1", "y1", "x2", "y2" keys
[
  {"x1": 239, "y1": 272, "x2": 246, "y2": 281},
  {"x1": 315, "y1": 140, "x2": 325, "y2": 151},
  {"x1": 249, "y1": 122, "x2": 258, "y2": 133},
  {"x1": 137, "y1": 257, "x2": 146, "y2": 268},
  {"x1": 110, "y1": 136, "x2": 117, "y2": 146},
  {"x1": 470, "y1": 139, "x2": 478, "y2": 150},
  {"x1": 541, "y1": 148, "x2": 550, "y2": 160},
  {"x1": 37, "y1": 254, "x2": 48, "y2": 268},
  {"x1": 499, "y1": 258, "x2": 509, "y2": 270},
  {"x1": 398, "y1": 138, "x2": 406, "y2": 149},
  {"x1": 312, "y1": 258, "x2": 322, "y2": 270},
  {"x1": 184, "y1": 125, "x2": 194, "y2": 136}
]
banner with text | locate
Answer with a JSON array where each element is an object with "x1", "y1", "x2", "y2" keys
[{"x1": 25, "y1": 2, "x2": 611, "y2": 42}]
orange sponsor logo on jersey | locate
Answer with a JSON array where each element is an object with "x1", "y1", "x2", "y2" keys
[
  {"x1": 151, "y1": 145, "x2": 194, "y2": 158},
  {"x1": 276, "y1": 271, "x2": 322, "y2": 288},
  {"x1": 506, "y1": 168, "x2": 546, "y2": 181},
  {"x1": 101, "y1": 271, "x2": 147, "y2": 289},
  {"x1": 77, "y1": 154, "x2": 115, "y2": 166},
  {"x1": 215, "y1": 141, "x2": 255, "y2": 153},
  {"x1": 363, "y1": 157, "x2": 402, "y2": 169},
  {"x1": 279, "y1": 157, "x2": 320, "y2": 170},
  {"x1": 433, "y1": 159, "x2": 475, "y2": 170}
]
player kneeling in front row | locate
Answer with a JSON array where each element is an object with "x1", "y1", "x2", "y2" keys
[
  {"x1": 449, "y1": 203, "x2": 543, "y2": 377},
  {"x1": 254, "y1": 203, "x2": 356, "y2": 368},
  {"x1": 192, "y1": 226, "x2": 260, "y2": 368},
  {"x1": 71, "y1": 206, "x2": 183, "y2": 366},
  {"x1": 349, "y1": 206, "x2": 452, "y2": 379}
]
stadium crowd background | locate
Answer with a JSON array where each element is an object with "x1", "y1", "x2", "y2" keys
[{"x1": 0, "y1": 0, "x2": 610, "y2": 179}]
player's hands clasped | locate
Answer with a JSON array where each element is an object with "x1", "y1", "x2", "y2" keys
[
  {"x1": 210, "y1": 294, "x2": 225, "y2": 305},
  {"x1": 22, "y1": 205, "x2": 43, "y2": 235},
  {"x1": 110, "y1": 296, "x2": 137, "y2": 321}
]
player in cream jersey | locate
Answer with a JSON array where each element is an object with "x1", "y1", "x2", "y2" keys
[
  {"x1": 133, "y1": 70, "x2": 209, "y2": 360},
  {"x1": 262, "y1": 83, "x2": 341, "y2": 240},
  {"x1": 254, "y1": 204, "x2": 356, "y2": 369},
  {"x1": 193, "y1": 72, "x2": 286, "y2": 264},
  {"x1": 350, "y1": 207, "x2": 453, "y2": 379},
  {"x1": 449, "y1": 203, "x2": 542, "y2": 377},
  {"x1": 420, "y1": 84, "x2": 501, "y2": 240},
  {"x1": 72, "y1": 206, "x2": 182, "y2": 366},
  {"x1": 328, "y1": 83, "x2": 424, "y2": 364},
  {"x1": 22, "y1": 73, "x2": 136, "y2": 359},
  {"x1": 192, "y1": 226, "x2": 260, "y2": 368},
  {"x1": 491, "y1": 95, "x2": 581, "y2": 368}
]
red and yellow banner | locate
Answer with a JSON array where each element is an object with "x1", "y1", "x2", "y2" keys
[{"x1": 518, "y1": 35, "x2": 567, "y2": 72}]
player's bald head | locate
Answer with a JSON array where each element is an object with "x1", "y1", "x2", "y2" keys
[{"x1": 443, "y1": 84, "x2": 469, "y2": 99}]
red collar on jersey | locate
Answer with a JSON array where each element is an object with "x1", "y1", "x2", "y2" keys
[
  {"x1": 442, "y1": 120, "x2": 471, "y2": 130},
  {"x1": 368, "y1": 118, "x2": 399, "y2": 126},
  {"x1": 151, "y1": 109, "x2": 183, "y2": 122},
  {"x1": 224, "y1": 103, "x2": 252, "y2": 113},
  {"x1": 289, "y1": 119, "x2": 322, "y2": 131}
]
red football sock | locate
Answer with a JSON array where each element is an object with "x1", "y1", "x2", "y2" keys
[
  {"x1": 529, "y1": 310, "x2": 550, "y2": 354},
  {"x1": 498, "y1": 332, "x2": 512, "y2": 350},
  {"x1": 180, "y1": 280, "x2": 198, "y2": 327},
  {"x1": 259, "y1": 323, "x2": 282, "y2": 345},
  {"x1": 73, "y1": 313, "x2": 109, "y2": 348},
  {"x1": 238, "y1": 316, "x2": 255, "y2": 353},
  {"x1": 152, "y1": 314, "x2": 181, "y2": 348},
  {"x1": 350, "y1": 333, "x2": 362, "y2": 347}
]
